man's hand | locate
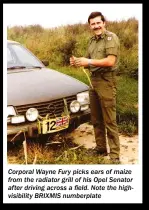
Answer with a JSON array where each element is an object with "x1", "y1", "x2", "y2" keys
[
  {"x1": 70, "y1": 56, "x2": 89, "y2": 67},
  {"x1": 70, "y1": 56, "x2": 76, "y2": 66},
  {"x1": 74, "y1": 57, "x2": 89, "y2": 67}
]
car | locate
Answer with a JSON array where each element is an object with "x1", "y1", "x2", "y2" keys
[{"x1": 7, "y1": 40, "x2": 91, "y2": 142}]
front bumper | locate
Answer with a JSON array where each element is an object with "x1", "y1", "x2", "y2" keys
[{"x1": 7, "y1": 109, "x2": 91, "y2": 141}]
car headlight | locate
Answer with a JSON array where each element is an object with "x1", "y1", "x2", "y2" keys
[
  {"x1": 77, "y1": 91, "x2": 90, "y2": 111},
  {"x1": 77, "y1": 91, "x2": 90, "y2": 105},
  {"x1": 7, "y1": 106, "x2": 16, "y2": 117},
  {"x1": 70, "y1": 100, "x2": 80, "y2": 113},
  {"x1": 26, "y1": 108, "x2": 38, "y2": 122},
  {"x1": 11, "y1": 115, "x2": 25, "y2": 124}
]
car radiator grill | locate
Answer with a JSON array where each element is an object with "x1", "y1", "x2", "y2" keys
[{"x1": 15, "y1": 95, "x2": 76, "y2": 118}]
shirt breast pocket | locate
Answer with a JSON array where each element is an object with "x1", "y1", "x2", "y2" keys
[
  {"x1": 97, "y1": 47, "x2": 106, "y2": 58},
  {"x1": 98, "y1": 46, "x2": 104, "y2": 51}
]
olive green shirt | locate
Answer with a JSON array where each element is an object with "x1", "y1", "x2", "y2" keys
[{"x1": 86, "y1": 30, "x2": 120, "y2": 72}]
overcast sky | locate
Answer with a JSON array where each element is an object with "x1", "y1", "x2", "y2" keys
[{"x1": 4, "y1": 3, "x2": 142, "y2": 28}]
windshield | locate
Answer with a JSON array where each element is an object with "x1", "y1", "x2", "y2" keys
[{"x1": 7, "y1": 42, "x2": 44, "y2": 69}]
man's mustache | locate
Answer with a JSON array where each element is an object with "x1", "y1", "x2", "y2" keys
[{"x1": 93, "y1": 27, "x2": 101, "y2": 31}]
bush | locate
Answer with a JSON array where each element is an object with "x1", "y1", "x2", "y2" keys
[{"x1": 58, "y1": 38, "x2": 77, "y2": 65}]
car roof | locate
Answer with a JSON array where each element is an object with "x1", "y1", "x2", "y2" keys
[{"x1": 7, "y1": 40, "x2": 19, "y2": 44}]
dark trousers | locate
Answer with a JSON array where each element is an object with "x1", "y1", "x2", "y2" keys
[{"x1": 89, "y1": 73, "x2": 120, "y2": 159}]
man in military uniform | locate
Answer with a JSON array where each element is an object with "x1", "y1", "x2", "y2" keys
[{"x1": 70, "y1": 11, "x2": 120, "y2": 163}]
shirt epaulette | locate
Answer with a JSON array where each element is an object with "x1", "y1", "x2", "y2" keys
[{"x1": 105, "y1": 31, "x2": 116, "y2": 38}]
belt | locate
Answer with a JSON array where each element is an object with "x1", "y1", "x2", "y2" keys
[{"x1": 91, "y1": 71, "x2": 116, "y2": 78}]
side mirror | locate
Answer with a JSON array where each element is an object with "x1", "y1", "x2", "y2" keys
[{"x1": 42, "y1": 60, "x2": 49, "y2": 66}]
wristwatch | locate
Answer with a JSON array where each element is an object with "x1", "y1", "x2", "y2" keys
[{"x1": 88, "y1": 59, "x2": 92, "y2": 67}]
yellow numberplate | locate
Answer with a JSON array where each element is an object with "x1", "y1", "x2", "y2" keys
[{"x1": 37, "y1": 116, "x2": 70, "y2": 134}]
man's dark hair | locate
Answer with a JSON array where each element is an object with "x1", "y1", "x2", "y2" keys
[{"x1": 88, "y1": 12, "x2": 106, "y2": 23}]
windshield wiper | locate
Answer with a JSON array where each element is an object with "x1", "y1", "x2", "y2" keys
[
  {"x1": 27, "y1": 66, "x2": 42, "y2": 69},
  {"x1": 7, "y1": 66, "x2": 26, "y2": 70}
]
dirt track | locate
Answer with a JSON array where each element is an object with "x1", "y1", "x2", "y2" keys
[{"x1": 68, "y1": 123, "x2": 139, "y2": 164}]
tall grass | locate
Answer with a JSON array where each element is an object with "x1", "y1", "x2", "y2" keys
[
  {"x1": 7, "y1": 18, "x2": 138, "y2": 78},
  {"x1": 116, "y1": 76, "x2": 138, "y2": 135}
]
